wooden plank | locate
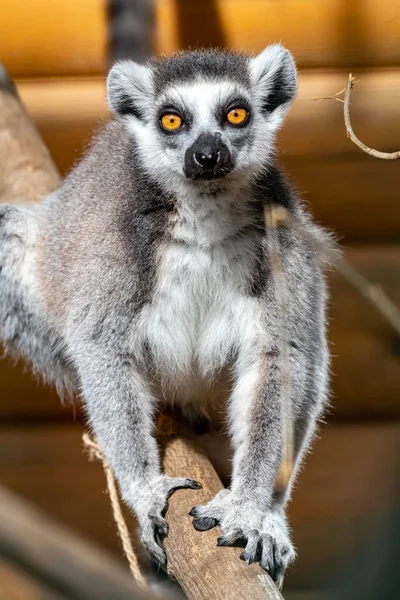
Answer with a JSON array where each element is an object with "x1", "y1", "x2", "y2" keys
[
  {"x1": 0, "y1": 1, "x2": 106, "y2": 77},
  {"x1": 0, "y1": 559, "x2": 65, "y2": 600},
  {"x1": 15, "y1": 72, "x2": 400, "y2": 240},
  {"x1": 0, "y1": 422, "x2": 398, "y2": 591},
  {"x1": 0, "y1": 486, "x2": 160, "y2": 600},
  {"x1": 2, "y1": 0, "x2": 400, "y2": 78},
  {"x1": 329, "y1": 245, "x2": 400, "y2": 417},
  {"x1": 284, "y1": 155, "x2": 400, "y2": 242},
  {"x1": 16, "y1": 71, "x2": 400, "y2": 163},
  {"x1": 156, "y1": 0, "x2": 400, "y2": 68},
  {"x1": 281, "y1": 70, "x2": 400, "y2": 158},
  {"x1": 1, "y1": 251, "x2": 400, "y2": 420}
]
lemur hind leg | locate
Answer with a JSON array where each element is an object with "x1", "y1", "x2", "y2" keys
[{"x1": 0, "y1": 203, "x2": 74, "y2": 396}]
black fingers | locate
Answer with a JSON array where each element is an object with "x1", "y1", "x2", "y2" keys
[
  {"x1": 149, "y1": 513, "x2": 169, "y2": 539},
  {"x1": 166, "y1": 478, "x2": 202, "y2": 501},
  {"x1": 184, "y1": 478, "x2": 203, "y2": 489},
  {"x1": 216, "y1": 529, "x2": 244, "y2": 546},
  {"x1": 192, "y1": 516, "x2": 218, "y2": 531}
]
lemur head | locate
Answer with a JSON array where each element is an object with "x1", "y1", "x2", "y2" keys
[{"x1": 107, "y1": 45, "x2": 297, "y2": 193}]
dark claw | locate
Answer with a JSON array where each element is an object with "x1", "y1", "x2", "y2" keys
[
  {"x1": 192, "y1": 517, "x2": 218, "y2": 531},
  {"x1": 217, "y1": 536, "x2": 227, "y2": 546},
  {"x1": 149, "y1": 514, "x2": 169, "y2": 535},
  {"x1": 217, "y1": 529, "x2": 244, "y2": 547},
  {"x1": 188, "y1": 506, "x2": 199, "y2": 517},
  {"x1": 240, "y1": 551, "x2": 253, "y2": 565},
  {"x1": 185, "y1": 479, "x2": 202, "y2": 489}
]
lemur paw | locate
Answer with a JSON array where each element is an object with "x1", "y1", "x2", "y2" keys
[
  {"x1": 189, "y1": 491, "x2": 294, "y2": 589},
  {"x1": 258, "y1": 511, "x2": 295, "y2": 590},
  {"x1": 134, "y1": 475, "x2": 202, "y2": 567}
]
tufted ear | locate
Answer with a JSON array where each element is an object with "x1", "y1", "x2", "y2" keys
[
  {"x1": 250, "y1": 44, "x2": 297, "y2": 116},
  {"x1": 107, "y1": 60, "x2": 153, "y2": 118}
]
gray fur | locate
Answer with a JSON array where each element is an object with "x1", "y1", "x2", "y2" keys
[{"x1": 0, "y1": 45, "x2": 329, "y2": 588}]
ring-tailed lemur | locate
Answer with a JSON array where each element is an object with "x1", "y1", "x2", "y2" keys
[{"x1": 0, "y1": 45, "x2": 329, "y2": 588}]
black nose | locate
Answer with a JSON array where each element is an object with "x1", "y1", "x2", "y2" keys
[
  {"x1": 194, "y1": 150, "x2": 220, "y2": 170},
  {"x1": 184, "y1": 133, "x2": 233, "y2": 180}
]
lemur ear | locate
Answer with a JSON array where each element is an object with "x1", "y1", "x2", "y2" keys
[
  {"x1": 250, "y1": 44, "x2": 297, "y2": 115},
  {"x1": 107, "y1": 60, "x2": 152, "y2": 118}
]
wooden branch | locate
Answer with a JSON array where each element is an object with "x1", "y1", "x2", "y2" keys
[
  {"x1": 0, "y1": 485, "x2": 157, "y2": 600},
  {"x1": 0, "y1": 63, "x2": 59, "y2": 204},
  {"x1": 343, "y1": 73, "x2": 400, "y2": 160},
  {"x1": 159, "y1": 418, "x2": 283, "y2": 600},
  {"x1": 0, "y1": 64, "x2": 282, "y2": 598}
]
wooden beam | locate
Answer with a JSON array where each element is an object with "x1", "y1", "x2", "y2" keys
[
  {"x1": 0, "y1": 66, "x2": 59, "y2": 202},
  {"x1": 160, "y1": 419, "x2": 282, "y2": 600},
  {"x1": 156, "y1": 0, "x2": 400, "y2": 68},
  {"x1": 0, "y1": 557, "x2": 66, "y2": 600},
  {"x1": 0, "y1": 0, "x2": 106, "y2": 77},
  {"x1": 0, "y1": 486, "x2": 159, "y2": 600},
  {"x1": 14, "y1": 71, "x2": 400, "y2": 241},
  {"x1": 1, "y1": 0, "x2": 399, "y2": 78},
  {"x1": 1, "y1": 421, "x2": 399, "y2": 591},
  {"x1": 0, "y1": 63, "x2": 281, "y2": 599}
]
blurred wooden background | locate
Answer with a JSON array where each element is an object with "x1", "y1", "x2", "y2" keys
[{"x1": 0, "y1": 0, "x2": 399, "y2": 596}]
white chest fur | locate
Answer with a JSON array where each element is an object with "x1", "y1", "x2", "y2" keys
[{"x1": 133, "y1": 190, "x2": 264, "y2": 398}]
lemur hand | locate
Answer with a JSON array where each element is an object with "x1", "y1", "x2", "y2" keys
[
  {"x1": 133, "y1": 475, "x2": 202, "y2": 566},
  {"x1": 189, "y1": 490, "x2": 294, "y2": 589}
]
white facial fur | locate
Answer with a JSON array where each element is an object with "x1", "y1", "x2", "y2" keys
[{"x1": 107, "y1": 45, "x2": 297, "y2": 197}]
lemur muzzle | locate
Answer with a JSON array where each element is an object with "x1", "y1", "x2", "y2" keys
[{"x1": 184, "y1": 133, "x2": 233, "y2": 180}]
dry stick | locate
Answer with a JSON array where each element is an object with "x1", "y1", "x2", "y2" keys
[
  {"x1": 0, "y1": 485, "x2": 150, "y2": 600},
  {"x1": 315, "y1": 73, "x2": 400, "y2": 159},
  {"x1": 343, "y1": 74, "x2": 400, "y2": 160},
  {"x1": 82, "y1": 434, "x2": 147, "y2": 590},
  {"x1": 264, "y1": 205, "x2": 294, "y2": 492}
]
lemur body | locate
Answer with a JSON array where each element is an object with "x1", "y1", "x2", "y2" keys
[{"x1": 0, "y1": 46, "x2": 329, "y2": 587}]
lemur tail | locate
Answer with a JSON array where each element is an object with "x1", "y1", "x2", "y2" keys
[
  {"x1": 0, "y1": 203, "x2": 75, "y2": 398},
  {"x1": 108, "y1": 0, "x2": 154, "y2": 65}
]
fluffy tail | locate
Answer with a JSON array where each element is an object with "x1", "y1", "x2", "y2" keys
[
  {"x1": 0, "y1": 203, "x2": 75, "y2": 397},
  {"x1": 108, "y1": 0, "x2": 154, "y2": 65}
]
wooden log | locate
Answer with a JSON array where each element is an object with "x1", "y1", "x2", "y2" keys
[
  {"x1": 0, "y1": 558, "x2": 66, "y2": 600},
  {"x1": 0, "y1": 66, "x2": 59, "y2": 202},
  {"x1": 1, "y1": 421, "x2": 399, "y2": 591},
  {"x1": 329, "y1": 245, "x2": 400, "y2": 417},
  {"x1": 156, "y1": 0, "x2": 400, "y2": 68},
  {"x1": 0, "y1": 486, "x2": 159, "y2": 600},
  {"x1": 1, "y1": 0, "x2": 399, "y2": 78},
  {"x1": 160, "y1": 418, "x2": 282, "y2": 600},
  {"x1": 2, "y1": 243, "x2": 400, "y2": 420},
  {"x1": 0, "y1": 0, "x2": 106, "y2": 77},
  {"x1": 0, "y1": 63, "x2": 281, "y2": 599},
  {"x1": 14, "y1": 71, "x2": 400, "y2": 241},
  {"x1": 15, "y1": 70, "x2": 400, "y2": 164}
]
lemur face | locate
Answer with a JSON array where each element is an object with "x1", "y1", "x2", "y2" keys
[{"x1": 107, "y1": 45, "x2": 297, "y2": 192}]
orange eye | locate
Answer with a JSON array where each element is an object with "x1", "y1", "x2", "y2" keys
[
  {"x1": 227, "y1": 107, "x2": 248, "y2": 126},
  {"x1": 161, "y1": 113, "x2": 182, "y2": 131}
]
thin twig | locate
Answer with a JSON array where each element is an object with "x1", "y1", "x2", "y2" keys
[
  {"x1": 343, "y1": 74, "x2": 400, "y2": 159},
  {"x1": 264, "y1": 205, "x2": 294, "y2": 492},
  {"x1": 82, "y1": 433, "x2": 148, "y2": 590}
]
